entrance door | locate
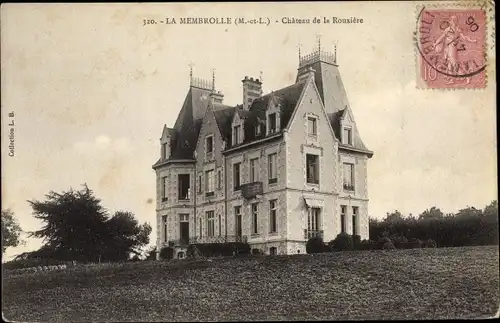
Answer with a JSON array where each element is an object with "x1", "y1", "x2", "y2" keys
[{"x1": 235, "y1": 206, "x2": 242, "y2": 238}]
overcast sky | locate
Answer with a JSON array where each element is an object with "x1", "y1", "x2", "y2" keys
[{"x1": 1, "y1": 3, "x2": 496, "y2": 261}]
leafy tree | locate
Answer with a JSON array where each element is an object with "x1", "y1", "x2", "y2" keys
[
  {"x1": 27, "y1": 184, "x2": 151, "y2": 262},
  {"x1": 2, "y1": 209, "x2": 23, "y2": 253},
  {"x1": 418, "y1": 207, "x2": 444, "y2": 220},
  {"x1": 484, "y1": 200, "x2": 498, "y2": 217},
  {"x1": 384, "y1": 210, "x2": 404, "y2": 223},
  {"x1": 102, "y1": 211, "x2": 152, "y2": 261}
]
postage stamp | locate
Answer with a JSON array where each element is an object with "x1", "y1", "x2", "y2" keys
[{"x1": 416, "y1": 6, "x2": 487, "y2": 89}]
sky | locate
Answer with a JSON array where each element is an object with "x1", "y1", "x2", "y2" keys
[{"x1": 1, "y1": 2, "x2": 497, "y2": 261}]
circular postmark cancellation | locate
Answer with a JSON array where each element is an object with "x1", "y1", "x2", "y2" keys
[{"x1": 416, "y1": 6, "x2": 487, "y2": 89}]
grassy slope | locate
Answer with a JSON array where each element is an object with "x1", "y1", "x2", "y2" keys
[{"x1": 3, "y1": 246, "x2": 499, "y2": 322}]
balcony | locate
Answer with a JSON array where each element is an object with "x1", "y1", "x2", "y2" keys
[
  {"x1": 304, "y1": 229, "x2": 324, "y2": 240},
  {"x1": 241, "y1": 181, "x2": 263, "y2": 199},
  {"x1": 343, "y1": 183, "x2": 355, "y2": 191},
  {"x1": 189, "y1": 235, "x2": 248, "y2": 244}
]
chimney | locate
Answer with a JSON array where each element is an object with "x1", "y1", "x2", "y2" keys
[
  {"x1": 297, "y1": 66, "x2": 316, "y2": 83},
  {"x1": 209, "y1": 91, "x2": 224, "y2": 104},
  {"x1": 242, "y1": 76, "x2": 263, "y2": 110}
]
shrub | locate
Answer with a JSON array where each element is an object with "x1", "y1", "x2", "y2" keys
[
  {"x1": 159, "y1": 247, "x2": 174, "y2": 260},
  {"x1": 352, "y1": 235, "x2": 362, "y2": 248},
  {"x1": 423, "y1": 239, "x2": 437, "y2": 248},
  {"x1": 382, "y1": 241, "x2": 396, "y2": 250},
  {"x1": 306, "y1": 236, "x2": 326, "y2": 254},
  {"x1": 332, "y1": 233, "x2": 354, "y2": 251},
  {"x1": 251, "y1": 248, "x2": 264, "y2": 256},
  {"x1": 407, "y1": 238, "x2": 422, "y2": 249},
  {"x1": 358, "y1": 239, "x2": 377, "y2": 251},
  {"x1": 390, "y1": 235, "x2": 409, "y2": 249},
  {"x1": 377, "y1": 237, "x2": 396, "y2": 250}
]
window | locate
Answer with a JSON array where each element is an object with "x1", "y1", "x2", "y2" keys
[
  {"x1": 197, "y1": 175, "x2": 202, "y2": 193},
  {"x1": 206, "y1": 211, "x2": 215, "y2": 237},
  {"x1": 178, "y1": 174, "x2": 190, "y2": 200},
  {"x1": 255, "y1": 123, "x2": 261, "y2": 136},
  {"x1": 270, "y1": 247, "x2": 277, "y2": 256},
  {"x1": 205, "y1": 169, "x2": 215, "y2": 196},
  {"x1": 179, "y1": 214, "x2": 189, "y2": 244},
  {"x1": 162, "y1": 215, "x2": 168, "y2": 242},
  {"x1": 161, "y1": 176, "x2": 168, "y2": 202},
  {"x1": 233, "y1": 125, "x2": 241, "y2": 145},
  {"x1": 268, "y1": 153, "x2": 277, "y2": 184},
  {"x1": 308, "y1": 117, "x2": 317, "y2": 136},
  {"x1": 343, "y1": 127, "x2": 352, "y2": 145},
  {"x1": 268, "y1": 113, "x2": 277, "y2": 134},
  {"x1": 352, "y1": 207, "x2": 358, "y2": 236},
  {"x1": 235, "y1": 206, "x2": 242, "y2": 237},
  {"x1": 162, "y1": 143, "x2": 169, "y2": 159},
  {"x1": 199, "y1": 217, "x2": 202, "y2": 237},
  {"x1": 250, "y1": 158, "x2": 259, "y2": 182},
  {"x1": 251, "y1": 203, "x2": 259, "y2": 234},
  {"x1": 306, "y1": 154, "x2": 320, "y2": 184},
  {"x1": 219, "y1": 213, "x2": 222, "y2": 236},
  {"x1": 233, "y1": 162, "x2": 241, "y2": 190},
  {"x1": 269, "y1": 200, "x2": 277, "y2": 233},
  {"x1": 341, "y1": 205, "x2": 347, "y2": 233},
  {"x1": 308, "y1": 208, "x2": 320, "y2": 232},
  {"x1": 217, "y1": 169, "x2": 222, "y2": 190},
  {"x1": 343, "y1": 163, "x2": 354, "y2": 191},
  {"x1": 205, "y1": 136, "x2": 213, "y2": 158}
]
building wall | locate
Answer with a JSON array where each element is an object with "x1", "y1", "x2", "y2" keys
[
  {"x1": 224, "y1": 138, "x2": 287, "y2": 250},
  {"x1": 284, "y1": 77, "x2": 340, "y2": 243},
  {"x1": 155, "y1": 163, "x2": 195, "y2": 251},
  {"x1": 337, "y1": 151, "x2": 369, "y2": 240}
]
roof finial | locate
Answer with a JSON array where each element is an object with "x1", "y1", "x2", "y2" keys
[
  {"x1": 259, "y1": 70, "x2": 263, "y2": 82},
  {"x1": 298, "y1": 43, "x2": 302, "y2": 60},
  {"x1": 334, "y1": 41, "x2": 338, "y2": 64},
  {"x1": 188, "y1": 62, "x2": 194, "y2": 85},
  {"x1": 212, "y1": 68, "x2": 216, "y2": 91},
  {"x1": 317, "y1": 34, "x2": 322, "y2": 53}
]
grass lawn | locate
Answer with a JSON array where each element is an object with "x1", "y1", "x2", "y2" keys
[{"x1": 3, "y1": 246, "x2": 499, "y2": 321}]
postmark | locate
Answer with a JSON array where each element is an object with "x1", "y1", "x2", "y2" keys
[{"x1": 416, "y1": 6, "x2": 487, "y2": 89}]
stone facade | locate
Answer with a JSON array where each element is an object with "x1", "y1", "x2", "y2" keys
[{"x1": 153, "y1": 46, "x2": 373, "y2": 259}]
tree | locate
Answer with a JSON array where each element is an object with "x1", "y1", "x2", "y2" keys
[
  {"x1": 102, "y1": 211, "x2": 152, "y2": 261},
  {"x1": 2, "y1": 209, "x2": 23, "y2": 253},
  {"x1": 27, "y1": 184, "x2": 151, "y2": 262},
  {"x1": 384, "y1": 210, "x2": 404, "y2": 223},
  {"x1": 418, "y1": 206, "x2": 444, "y2": 220},
  {"x1": 484, "y1": 200, "x2": 498, "y2": 217}
]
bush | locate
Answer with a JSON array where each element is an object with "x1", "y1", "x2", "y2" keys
[
  {"x1": 306, "y1": 236, "x2": 326, "y2": 254},
  {"x1": 188, "y1": 242, "x2": 251, "y2": 258},
  {"x1": 423, "y1": 239, "x2": 437, "y2": 248},
  {"x1": 382, "y1": 241, "x2": 396, "y2": 250},
  {"x1": 352, "y1": 235, "x2": 362, "y2": 248},
  {"x1": 159, "y1": 247, "x2": 174, "y2": 260},
  {"x1": 407, "y1": 238, "x2": 422, "y2": 249},
  {"x1": 332, "y1": 233, "x2": 354, "y2": 251},
  {"x1": 390, "y1": 235, "x2": 409, "y2": 249},
  {"x1": 377, "y1": 237, "x2": 392, "y2": 250},
  {"x1": 358, "y1": 239, "x2": 377, "y2": 251},
  {"x1": 251, "y1": 248, "x2": 264, "y2": 256}
]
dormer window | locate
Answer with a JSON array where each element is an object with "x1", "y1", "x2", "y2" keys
[
  {"x1": 205, "y1": 135, "x2": 213, "y2": 159},
  {"x1": 342, "y1": 127, "x2": 352, "y2": 145},
  {"x1": 233, "y1": 125, "x2": 241, "y2": 146},
  {"x1": 268, "y1": 113, "x2": 277, "y2": 134},
  {"x1": 255, "y1": 123, "x2": 261, "y2": 136},
  {"x1": 307, "y1": 117, "x2": 317, "y2": 136},
  {"x1": 162, "y1": 143, "x2": 169, "y2": 159}
]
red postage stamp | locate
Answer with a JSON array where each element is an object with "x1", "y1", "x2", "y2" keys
[{"x1": 416, "y1": 6, "x2": 487, "y2": 89}]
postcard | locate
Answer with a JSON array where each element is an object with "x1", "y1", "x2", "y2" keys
[{"x1": 1, "y1": 2, "x2": 497, "y2": 321}]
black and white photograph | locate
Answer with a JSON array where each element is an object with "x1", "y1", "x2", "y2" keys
[{"x1": 1, "y1": 2, "x2": 498, "y2": 321}]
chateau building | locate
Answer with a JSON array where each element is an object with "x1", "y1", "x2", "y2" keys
[{"x1": 152, "y1": 44, "x2": 373, "y2": 259}]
